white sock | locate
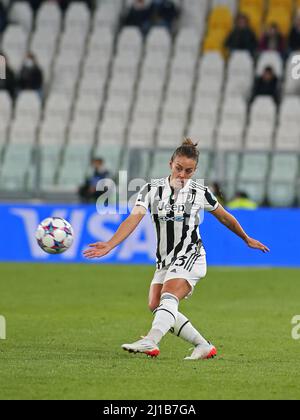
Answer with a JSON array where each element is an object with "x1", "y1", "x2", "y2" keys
[
  {"x1": 147, "y1": 293, "x2": 179, "y2": 344},
  {"x1": 171, "y1": 312, "x2": 209, "y2": 347}
]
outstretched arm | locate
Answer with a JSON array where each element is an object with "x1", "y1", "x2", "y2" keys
[
  {"x1": 83, "y1": 206, "x2": 147, "y2": 259},
  {"x1": 211, "y1": 205, "x2": 270, "y2": 253}
]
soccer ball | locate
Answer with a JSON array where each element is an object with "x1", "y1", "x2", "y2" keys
[{"x1": 35, "y1": 217, "x2": 74, "y2": 254}]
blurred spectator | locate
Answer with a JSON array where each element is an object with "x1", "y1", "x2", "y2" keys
[
  {"x1": 259, "y1": 23, "x2": 286, "y2": 55},
  {"x1": 18, "y1": 53, "x2": 43, "y2": 93},
  {"x1": 227, "y1": 191, "x2": 258, "y2": 210},
  {"x1": 225, "y1": 13, "x2": 258, "y2": 55},
  {"x1": 0, "y1": 0, "x2": 7, "y2": 32},
  {"x1": 250, "y1": 66, "x2": 280, "y2": 105},
  {"x1": 150, "y1": 0, "x2": 180, "y2": 32},
  {"x1": 0, "y1": 55, "x2": 16, "y2": 99},
  {"x1": 288, "y1": 12, "x2": 300, "y2": 52},
  {"x1": 78, "y1": 158, "x2": 110, "y2": 203},
  {"x1": 123, "y1": 0, "x2": 152, "y2": 35},
  {"x1": 209, "y1": 182, "x2": 226, "y2": 206}
]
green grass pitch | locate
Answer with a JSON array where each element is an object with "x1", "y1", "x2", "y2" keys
[{"x1": 0, "y1": 263, "x2": 300, "y2": 400}]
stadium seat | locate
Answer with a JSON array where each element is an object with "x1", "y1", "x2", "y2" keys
[
  {"x1": 128, "y1": 119, "x2": 156, "y2": 148},
  {"x1": 9, "y1": 2, "x2": 33, "y2": 32},
  {"x1": 275, "y1": 123, "x2": 300, "y2": 151},
  {"x1": 74, "y1": 94, "x2": 101, "y2": 125},
  {"x1": 94, "y1": 1, "x2": 123, "y2": 29},
  {"x1": 193, "y1": 151, "x2": 211, "y2": 180},
  {"x1": 15, "y1": 92, "x2": 41, "y2": 124},
  {"x1": 65, "y1": 3, "x2": 90, "y2": 30},
  {"x1": 1, "y1": 25, "x2": 29, "y2": 70},
  {"x1": 171, "y1": 50, "x2": 198, "y2": 76},
  {"x1": 147, "y1": 28, "x2": 171, "y2": 53},
  {"x1": 224, "y1": 73, "x2": 253, "y2": 99},
  {"x1": 133, "y1": 95, "x2": 160, "y2": 122},
  {"x1": 196, "y1": 75, "x2": 223, "y2": 98},
  {"x1": 117, "y1": 27, "x2": 143, "y2": 54},
  {"x1": 167, "y1": 73, "x2": 194, "y2": 98},
  {"x1": 156, "y1": 120, "x2": 185, "y2": 148},
  {"x1": 267, "y1": 153, "x2": 299, "y2": 206},
  {"x1": 221, "y1": 96, "x2": 247, "y2": 124},
  {"x1": 0, "y1": 92, "x2": 12, "y2": 123},
  {"x1": 45, "y1": 93, "x2": 72, "y2": 123},
  {"x1": 79, "y1": 73, "x2": 107, "y2": 98},
  {"x1": 163, "y1": 96, "x2": 189, "y2": 121},
  {"x1": 208, "y1": 6, "x2": 233, "y2": 33},
  {"x1": 36, "y1": 2, "x2": 61, "y2": 30},
  {"x1": 39, "y1": 118, "x2": 67, "y2": 149},
  {"x1": 97, "y1": 119, "x2": 126, "y2": 148},
  {"x1": 175, "y1": 29, "x2": 201, "y2": 55},
  {"x1": 237, "y1": 153, "x2": 269, "y2": 203},
  {"x1": 104, "y1": 95, "x2": 131, "y2": 123},
  {"x1": 143, "y1": 52, "x2": 169, "y2": 75},
  {"x1": 256, "y1": 51, "x2": 283, "y2": 77},
  {"x1": 88, "y1": 27, "x2": 114, "y2": 55},
  {"x1": 279, "y1": 96, "x2": 300, "y2": 125},
  {"x1": 68, "y1": 119, "x2": 96, "y2": 146},
  {"x1": 139, "y1": 73, "x2": 165, "y2": 97},
  {"x1": 250, "y1": 97, "x2": 277, "y2": 125},
  {"x1": 212, "y1": 0, "x2": 237, "y2": 15},
  {"x1": 192, "y1": 96, "x2": 220, "y2": 124},
  {"x1": 0, "y1": 144, "x2": 32, "y2": 190},
  {"x1": 9, "y1": 118, "x2": 37, "y2": 146},
  {"x1": 109, "y1": 73, "x2": 136, "y2": 98},
  {"x1": 150, "y1": 150, "x2": 175, "y2": 179},
  {"x1": 199, "y1": 52, "x2": 225, "y2": 79},
  {"x1": 265, "y1": 8, "x2": 291, "y2": 36},
  {"x1": 244, "y1": 122, "x2": 274, "y2": 151},
  {"x1": 216, "y1": 120, "x2": 244, "y2": 151}
]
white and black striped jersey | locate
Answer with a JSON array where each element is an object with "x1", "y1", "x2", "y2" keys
[{"x1": 135, "y1": 177, "x2": 219, "y2": 269}]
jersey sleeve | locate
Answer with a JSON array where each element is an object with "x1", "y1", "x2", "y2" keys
[
  {"x1": 204, "y1": 187, "x2": 219, "y2": 212},
  {"x1": 135, "y1": 183, "x2": 151, "y2": 210}
]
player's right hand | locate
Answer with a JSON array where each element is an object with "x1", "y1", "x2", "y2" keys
[{"x1": 83, "y1": 242, "x2": 112, "y2": 259}]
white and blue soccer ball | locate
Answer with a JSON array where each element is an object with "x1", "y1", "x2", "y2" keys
[{"x1": 35, "y1": 217, "x2": 74, "y2": 254}]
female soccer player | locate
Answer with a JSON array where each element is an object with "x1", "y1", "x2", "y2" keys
[{"x1": 84, "y1": 139, "x2": 270, "y2": 360}]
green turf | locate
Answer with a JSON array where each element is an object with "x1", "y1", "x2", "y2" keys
[{"x1": 0, "y1": 263, "x2": 300, "y2": 400}]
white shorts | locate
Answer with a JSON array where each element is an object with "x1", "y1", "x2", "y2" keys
[{"x1": 151, "y1": 252, "x2": 207, "y2": 297}]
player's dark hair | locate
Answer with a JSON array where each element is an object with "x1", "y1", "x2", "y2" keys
[{"x1": 171, "y1": 138, "x2": 199, "y2": 164}]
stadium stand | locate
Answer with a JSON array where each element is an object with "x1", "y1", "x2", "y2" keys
[{"x1": 0, "y1": 0, "x2": 299, "y2": 207}]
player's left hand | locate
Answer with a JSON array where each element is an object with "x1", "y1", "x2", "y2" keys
[
  {"x1": 245, "y1": 237, "x2": 270, "y2": 253},
  {"x1": 83, "y1": 242, "x2": 112, "y2": 259}
]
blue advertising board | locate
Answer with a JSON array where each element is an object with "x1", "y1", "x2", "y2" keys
[{"x1": 0, "y1": 203, "x2": 299, "y2": 267}]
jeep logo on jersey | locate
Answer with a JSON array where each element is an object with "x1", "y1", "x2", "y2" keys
[{"x1": 157, "y1": 202, "x2": 185, "y2": 213}]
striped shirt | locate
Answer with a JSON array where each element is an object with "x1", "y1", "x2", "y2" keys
[{"x1": 135, "y1": 177, "x2": 219, "y2": 269}]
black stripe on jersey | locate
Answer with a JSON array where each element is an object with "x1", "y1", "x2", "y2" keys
[
  {"x1": 186, "y1": 253, "x2": 201, "y2": 272},
  {"x1": 205, "y1": 188, "x2": 217, "y2": 207},
  {"x1": 184, "y1": 252, "x2": 197, "y2": 270},
  {"x1": 166, "y1": 187, "x2": 175, "y2": 257},
  {"x1": 172, "y1": 188, "x2": 197, "y2": 262},
  {"x1": 153, "y1": 186, "x2": 164, "y2": 266},
  {"x1": 191, "y1": 182, "x2": 206, "y2": 191},
  {"x1": 177, "y1": 320, "x2": 190, "y2": 337},
  {"x1": 185, "y1": 225, "x2": 201, "y2": 255}
]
